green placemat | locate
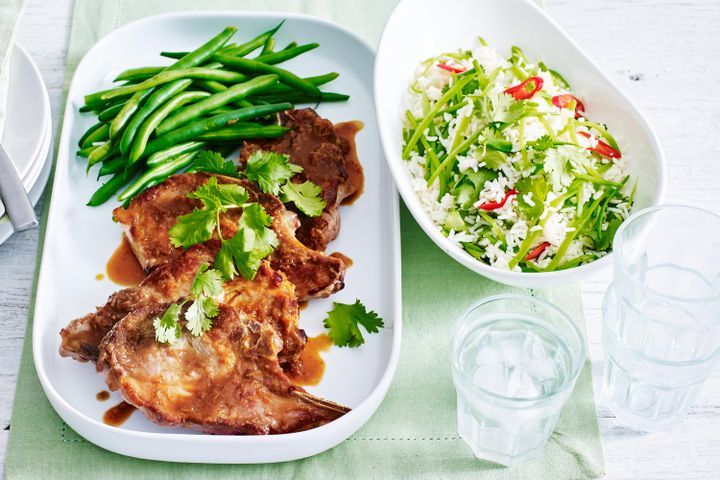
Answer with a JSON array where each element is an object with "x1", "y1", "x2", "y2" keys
[{"x1": 5, "y1": 1, "x2": 604, "y2": 478}]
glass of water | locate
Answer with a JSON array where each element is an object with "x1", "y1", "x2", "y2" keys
[
  {"x1": 604, "y1": 205, "x2": 720, "y2": 432},
  {"x1": 450, "y1": 294, "x2": 585, "y2": 466}
]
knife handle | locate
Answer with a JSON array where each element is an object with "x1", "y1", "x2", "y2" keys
[{"x1": 0, "y1": 144, "x2": 38, "y2": 232}]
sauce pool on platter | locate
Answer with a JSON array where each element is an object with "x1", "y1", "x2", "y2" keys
[{"x1": 106, "y1": 236, "x2": 147, "y2": 287}]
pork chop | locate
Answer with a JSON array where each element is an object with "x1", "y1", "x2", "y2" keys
[
  {"x1": 241, "y1": 108, "x2": 364, "y2": 250},
  {"x1": 97, "y1": 304, "x2": 349, "y2": 434},
  {"x1": 113, "y1": 173, "x2": 345, "y2": 300},
  {"x1": 60, "y1": 244, "x2": 306, "y2": 373}
]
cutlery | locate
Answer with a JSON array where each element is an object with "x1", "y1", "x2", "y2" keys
[{"x1": 0, "y1": 142, "x2": 38, "y2": 232}]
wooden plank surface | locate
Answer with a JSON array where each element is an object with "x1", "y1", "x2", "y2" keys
[{"x1": 1, "y1": 0, "x2": 718, "y2": 478}]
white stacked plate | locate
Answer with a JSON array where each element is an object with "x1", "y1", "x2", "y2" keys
[{"x1": 0, "y1": 44, "x2": 52, "y2": 245}]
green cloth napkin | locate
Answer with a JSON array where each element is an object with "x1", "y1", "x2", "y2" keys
[{"x1": 5, "y1": 0, "x2": 605, "y2": 478}]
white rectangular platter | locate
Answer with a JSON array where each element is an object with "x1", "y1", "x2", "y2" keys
[{"x1": 32, "y1": 11, "x2": 401, "y2": 464}]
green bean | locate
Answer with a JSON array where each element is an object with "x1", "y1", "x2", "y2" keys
[
  {"x1": 78, "y1": 122, "x2": 105, "y2": 147},
  {"x1": 128, "y1": 90, "x2": 210, "y2": 165},
  {"x1": 402, "y1": 75, "x2": 473, "y2": 159},
  {"x1": 87, "y1": 140, "x2": 115, "y2": 168},
  {"x1": 98, "y1": 156, "x2": 124, "y2": 177},
  {"x1": 160, "y1": 43, "x2": 242, "y2": 60},
  {"x1": 146, "y1": 141, "x2": 206, "y2": 167},
  {"x1": 143, "y1": 102, "x2": 292, "y2": 157},
  {"x1": 110, "y1": 89, "x2": 154, "y2": 139},
  {"x1": 215, "y1": 54, "x2": 319, "y2": 96},
  {"x1": 119, "y1": 79, "x2": 193, "y2": 156},
  {"x1": 281, "y1": 41, "x2": 298, "y2": 51},
  {"x1": 97, "y1": 103, "x2": 125, "y2": 122},
  {"x1": 261, "y1": 37, "x2": 275, "y2": 55},
  {"x1": 156, "y1": 74, "x2": 278, "y2": 136},
  {"x1": 257, "y1": 72, "x2": 339, "y2": 95},
  {"x1": 221, "y1": 21, "x2": 284, "y2": 58},
  {"x1": 208, "y1": 106, "x2": 236, "y2": 115},
  {"x1": 77, "y1": 145, "x2": 97, "y2": 158},
  {"x1": 85, "y1": 68, "x2": 248, "y2": 104},
  {"x1": 88, "y1": 26, "x2": 239, "y2": 106},
  {"x1": 80, "y1": 123, "x2": 110, "y2": 148},
  {"x1": 114, "y1": 66, "x2": 165, "y2": 83},
  {"x1": 195, "y1": 125, "x2": 289, "y2": 142},
  {"x1": 87, "y1": 166, "x2": 140, "y2": 206},
  {"x1": 251, "y1": 91, "x2": 349, "y2": 104},
  {"x1": 159, "y1": 24, "x2": 285, "y2": 61},
  {"x1": 194, "y1": 79, "x2": 254, "y2": 108},
  {"x1": 171, "y1": 26, "x2": 239, "y2": 69},
  {"x1": 253, "y1": 43, "x2": 319, "y2": 65},
  {"x1": 118, "y1": 152, "x2": 198, "y2": 201}
]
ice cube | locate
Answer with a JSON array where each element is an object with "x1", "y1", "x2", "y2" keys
[
  {"x1": 475, "y1": 343, "x2": 503, "y2": 366},
  {"x1": 506, "y1": 367, "x2": 542, "y2": 398},
  {"x1": 473, "y1": 363, "x2": 507, "y2": 396}
]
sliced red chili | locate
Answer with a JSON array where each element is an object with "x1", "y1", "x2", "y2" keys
[
  {"x1": 525, "y1": 242, "x2": 551, "y2": 261},
  {"x1": 437, "y1": 62, "x2": 467, "y2": 74},
  {"x1": 478, "y1": 189, "x2": 517, "y2": 211},
  {"x1": 578, "y1": 132, "x2": 622, "y2": 159},
  {"x1": 504, "y1": 76, "x2": 543, "y2": 100},
  {"x1": 552, "y1": 94, "x2": 585, "y2": 118}
]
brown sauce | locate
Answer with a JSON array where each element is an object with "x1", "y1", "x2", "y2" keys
[
  {"x1": 106, "y1": 236, "x2": 147, "y2": 287},
  {"x1": 330, "y1": 252, "x2": 353, "y2": 268},
  {"x1": 95, "y1": 273, "x2": 105, "y2": 281},
  {"x1": 298, "y1": 300, "x2": 309, "y2": 311},
  {"x1": 335, "y1": 120, "x2": 364, "y2": 206},
  {"x1": 290, "y1": 333, "x2": 333, "y2": 386},
  {"x1": 102, "y1": 401, "x2": 136, "y2": 427},
  {"x1": 96, "y1": 390, "x2": 110, "y2": 401}
]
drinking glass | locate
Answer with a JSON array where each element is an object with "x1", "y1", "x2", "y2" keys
[
  {"x1": 603, "y1": 205, "x2": 720, "y2": 432},
  {"x1": 450, "y1": 294, "x2": 585, "y2": 466}
]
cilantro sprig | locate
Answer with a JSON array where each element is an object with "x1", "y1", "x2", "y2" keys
[
  {"x1": 169, "y1": 177, "x2": 277, "y2": 281},
  {"x1": 153, "y1": 263, "x2": 223, "y2": 344},
  {"x1": 187, "y1": 149, "x2": 327, "y2": 217},
  {"x1": 244, "y1": 150, "x2": 326, "y2": 217},
  {"x1": 191, "y1": 150, "x2": 241, "y2": 178},
  {"x1": 323, "y1": 300, "x2": 384, "y2": 348}
]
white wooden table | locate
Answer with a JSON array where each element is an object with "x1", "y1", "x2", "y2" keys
[{"x1": 1, "y1": 0, "x2": 719, "y2": 478}]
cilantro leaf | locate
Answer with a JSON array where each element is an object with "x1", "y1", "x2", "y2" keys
[
  {"x1": 193, "y1": 150, "x2": 239, "y2": 178},
  {"x1": 245, "y1": 150, "x2": 296, "y2": 195},
  {"x1": 220, "y1": 203, "x2": 278, "y2": 280},
  {"x1": 527, "y1": 135, "x2": 555, "y2": 151},
  {"x1": 169, "y1": 208, "x2": 217, "y2": 248},
  {"x1": 238, "y1": 202, "x2": 273, "y2": 233},
  {"x1": 185, "y1": 295, "x2": 219, "y2": 336},
  {"x1": 323, "y1": 300, "x2": 384, "y2": 348},
  {"x1": 190, "y1": 263, "x2": 223, "y2": 298},
  {"x1": 153, "y1": 303, "x2": 182, "y2": 344},
  {"x1": 190, "y1": 177, "x2": 248, "y2": 210},
  {"x1": 515, "y1": 175, "x2": 549, "y2": 218},
  {"x1": 281, "y1": 181, "x2": 326, "y2": 217},
  {"x1": 527, "y1": 135, "x2": 573, "y2": 152}
]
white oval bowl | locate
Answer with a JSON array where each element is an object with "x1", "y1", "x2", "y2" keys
[{"x1": 374, "y1": 0, "x2": 665, "y2": 288}]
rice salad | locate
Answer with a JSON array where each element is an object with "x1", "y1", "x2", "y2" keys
[{"x1": 401, "y1": 39, "x2": 636, "y2": 272}]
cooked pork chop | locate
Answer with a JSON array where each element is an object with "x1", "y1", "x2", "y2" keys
[
  {"x1": 113, "y1": 173, "x2": 345, "y2": 300},
  {"x1": 241, "y1": 108, "x2": 364, "y2": 250},
  {"x1": 97, "y1": 304, "x2": 349, "y2": 434},
  {"x1": 60, "y1": 245, "x2": 306, "y2": 373}
]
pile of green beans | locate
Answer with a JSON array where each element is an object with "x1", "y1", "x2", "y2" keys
[{"x1": 77, "y1": 22, "x2": 349, "y2": 206}]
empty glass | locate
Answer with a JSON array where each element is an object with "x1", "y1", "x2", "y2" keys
[
  {"x1": 603, "y1": 205, "x2": 720, "y2": 432},
  {"x1": 450, "y1": 294, "x2": 585, "y2": 466}
]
